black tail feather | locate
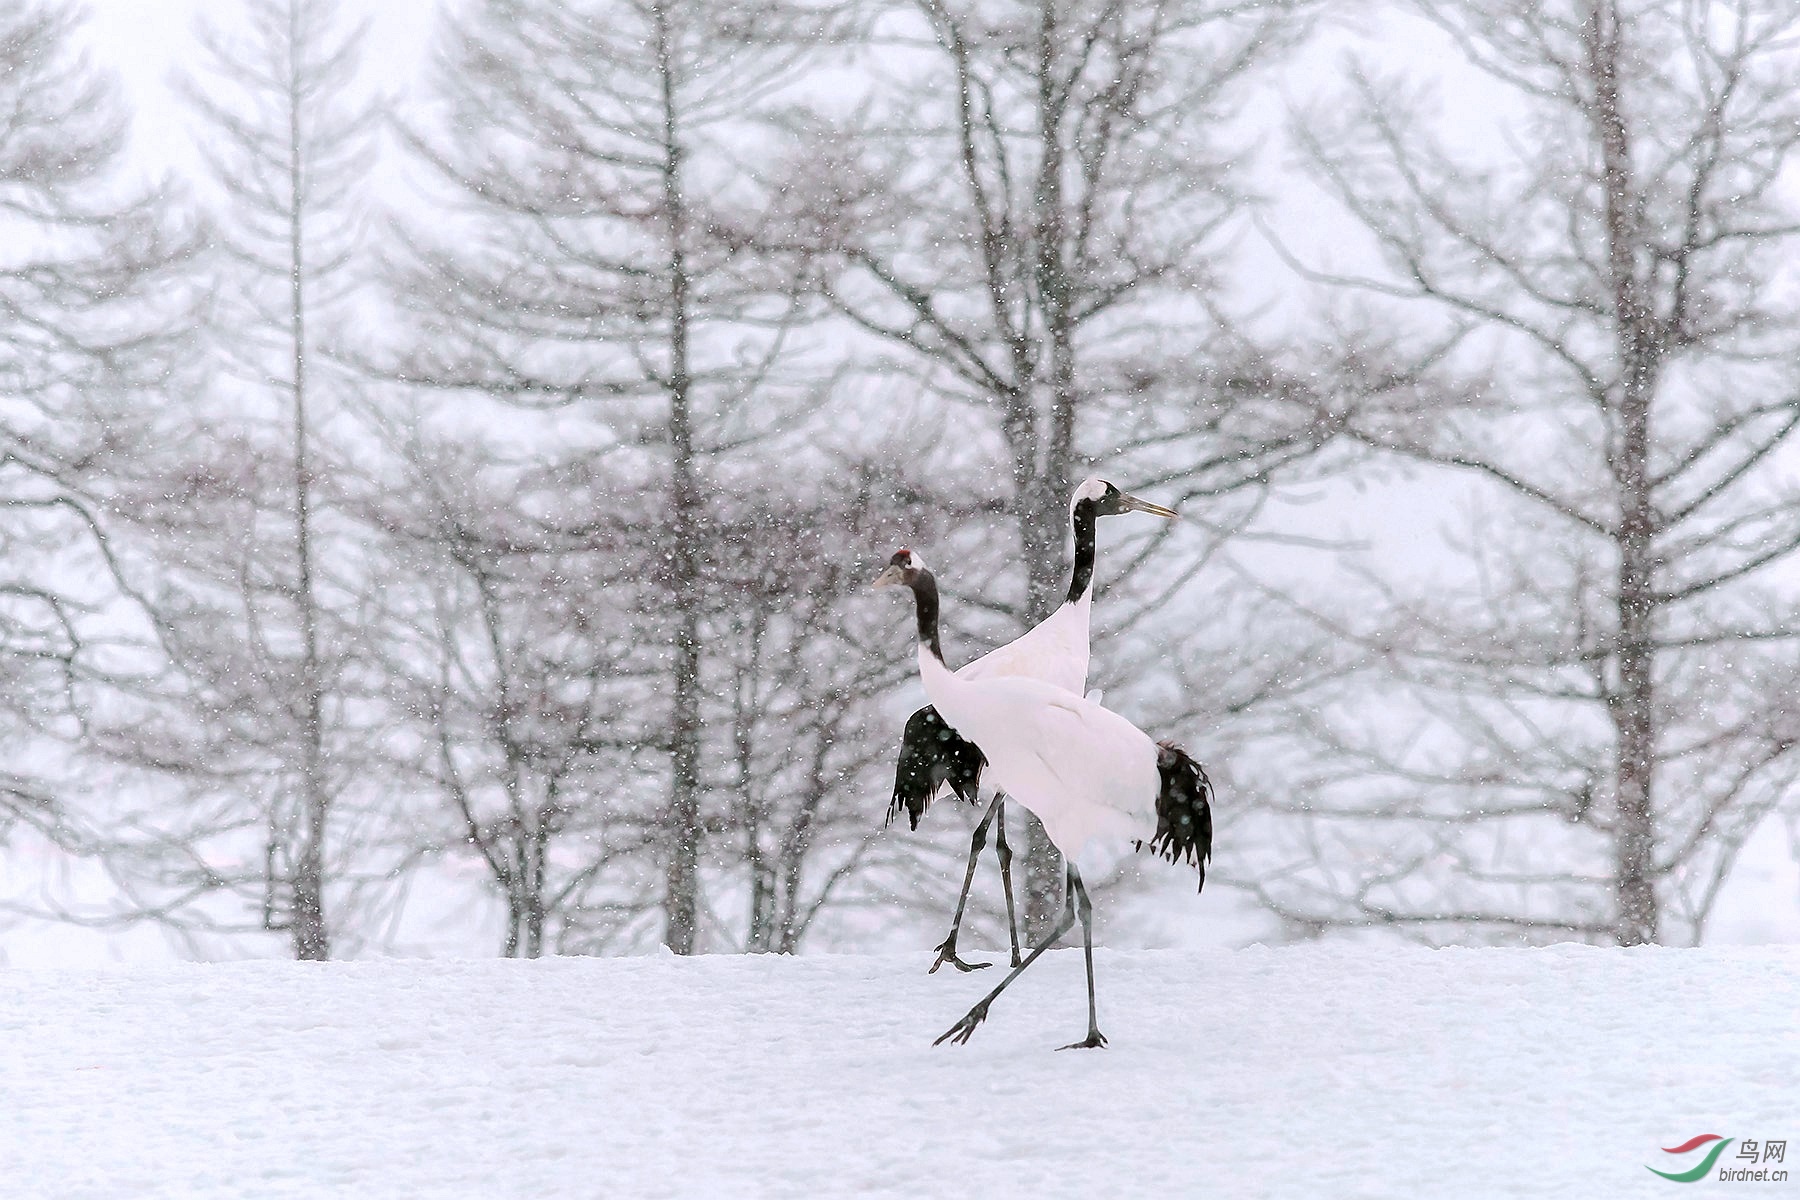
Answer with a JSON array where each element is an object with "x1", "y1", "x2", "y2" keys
[
  {"x1": 1138, "y1": 741, "x2": 1214, "y2": 891},
  {"x1": 889, "y1": 705, "x2": 986, "y2": 830}
]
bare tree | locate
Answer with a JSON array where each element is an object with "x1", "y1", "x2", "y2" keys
[
  {"x1": 1250, "y1": 0, "x2": 1800, "y2": 945},
  {"x1": 356, "y1": 429, "x2": 661, "y2": 958},
  {"x1": 0, "y1": 4, "x2": 192, "y2": 856},
  {"x1": 88, "y1": 0, "x2": 380, "y2": 959},
  {"x1": 358, "y1": 399, "x2": 969, "y2": 956},
  {"x1": 792, "y1": 0, "x2": 1316, "y2": 936},
  {"x1": 701, "y1": 469, "x2": 975, "y2": 954},
  {"x1": 385, "y1": 0, "x2": 834, "y2": 954}
]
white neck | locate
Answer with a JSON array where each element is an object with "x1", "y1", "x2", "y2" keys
[
  {"x1": 919, "y1": 641, "x2": 979, "y2": 728},
  {"x1": 918, "y1": 640, "x2": 957, "y2": 698}
]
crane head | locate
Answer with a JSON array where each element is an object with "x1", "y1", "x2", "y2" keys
[
  {"x1": 872, "y1": 547, "x2": 928, "y2": 589},
  {"x1": 1072, "y1": 476, "x2": 1178, "y2": 520}
]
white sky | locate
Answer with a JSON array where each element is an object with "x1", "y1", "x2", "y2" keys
[
  {"x1": 39, "y1": 0, "x2": 1800, "y2": 958},
  {"x1": 80, "y1": 0, "x2": 444, "y2": 181}
]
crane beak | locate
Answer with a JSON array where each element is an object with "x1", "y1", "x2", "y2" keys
[
  {"x1": 871, "y1": 564, "x2": 906, "y2": 589},
  {"x1": 1120, "y1": 493, "x2": 1178, "y2": 519}
]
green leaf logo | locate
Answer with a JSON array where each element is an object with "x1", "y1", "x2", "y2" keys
[{"x1": 1648, "y1": 1135, "x2": 1734, "y2": 1183}]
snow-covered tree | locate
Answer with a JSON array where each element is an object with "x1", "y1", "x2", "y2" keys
[
  {"x1": 1248, "y1": 0, "x2": 1800, "y2": 945},
  {"x1": 94, "y1": 0, "x2": 380, "y2": 959},
  {"x1": 0, "y1": 2, "x2": 192, "y2": 851},
  {"x1": 384, "y1": 0, "x2": 848, "y2": 954},
  {"x1": 788, "y1": 0, "x2": 1321, "y2": 936}
]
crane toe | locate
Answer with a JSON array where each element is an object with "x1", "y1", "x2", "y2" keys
[
  {"x1": 933, "y1": 1001, "x2": 991, "y2": 1046},
  {"x1": 928, "y1": 934, "x2": 992, "y2": 973}
]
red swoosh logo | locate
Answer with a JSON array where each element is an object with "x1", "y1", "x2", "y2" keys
[{"x1": 1662, "y1": 1134, "x2": 1724, "y2": 1154}]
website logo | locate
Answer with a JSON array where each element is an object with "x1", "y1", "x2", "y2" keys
[{"x1": 1650, "y1": 1134, "x2": 1789, "y2": 1184}]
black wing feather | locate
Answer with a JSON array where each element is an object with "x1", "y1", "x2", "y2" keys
[
  {"x1": 1139, "y1": 740, "x2": 1214, "y2": 891},
  {"x1": 889, "y1": 705, "x2": 986, "y2": 830}
]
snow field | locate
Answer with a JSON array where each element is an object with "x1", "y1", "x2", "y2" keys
[{"x1": 1, "y1": 944, "x2": 1795, "y2": 1198}]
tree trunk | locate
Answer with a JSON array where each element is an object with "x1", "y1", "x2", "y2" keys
[
  {"x1": 1017, "y1": 469, "x2": 1072, "y2": 940},
  {"x1": 503, "y1": 892, "x2": 523, "y2": 959},
  {"x1": 1016, "y1": 0, "x2": 1080, "y2": 942},
  {"x1": 525, "y1": 819, "x2": 548, "y2": 958},
  {"x1": 286, "y1": 0, "x2": 329, "y2": 961},
  {"x1": 1610, "y1": 353, "x2": 1661, "y2": 945},
  {"x1": 1589, "y1": 0, "x2": 1660, "y2": 945},
  {"x1": 656, "y1": 2, "x2": 704, "y2": 955}
]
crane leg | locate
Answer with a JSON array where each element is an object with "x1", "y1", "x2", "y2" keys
[
  {"x1": 934, "y1": 862, "x2": 1079, "y2": 1047},
  {"x1": 1057, "y1": 865, "x2": 1106, "y2": 1050},
  {"x1": 929, "y1": 794, "x2": 1003, "y2": 973},
  {"x1": 992, "y1": 796, "x2": 1023, "y2": 967}
]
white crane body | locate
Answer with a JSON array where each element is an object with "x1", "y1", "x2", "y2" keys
[
  {"x1": 954, "y1": 589, "x2": 1091, "y2": 695},
  {"x1": 919, "y1": 644, "x2": 1157, "y2": 858},
  {"x1": 885, "y1": 478, "x2": 1176, "y2": 975},
  {"x1": 876, "y1": 547, "x2": 1214, "y2": 1049}
]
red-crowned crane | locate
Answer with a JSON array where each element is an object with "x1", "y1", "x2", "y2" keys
[
  {"x1": 891, "y1": 478, "x2": 1176, "y2": 974},
  {"x1": 876, "y1": 548, "x2": 1212, "y2": 1050}
]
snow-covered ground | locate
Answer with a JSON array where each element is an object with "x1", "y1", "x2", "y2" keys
[{"x1": 2, "y1": 945, "x2": 1795, "y2": 1199}]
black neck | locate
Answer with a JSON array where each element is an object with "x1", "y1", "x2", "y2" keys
[
  {"x1": 911, "y1": 569, "x2": 945, "y2": 661},
  {"x1": 1066, "y1": 499, "x2": 1098, "y2": 604}
]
